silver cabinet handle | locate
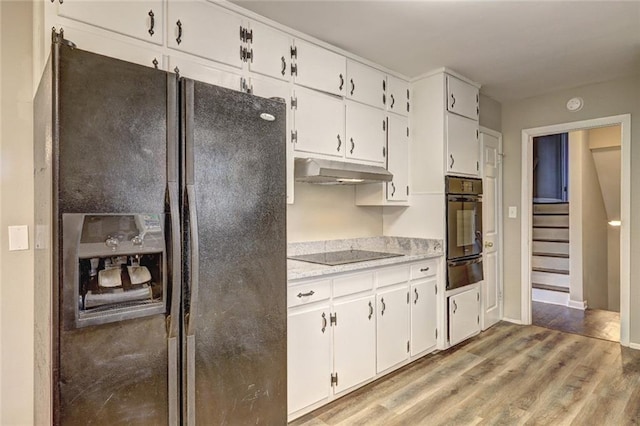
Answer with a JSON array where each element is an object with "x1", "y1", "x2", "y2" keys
[
  {"x1": 390, "y1": 94, "x2": 395, "y2": 108},
  {"x1": 451, "y1": 93, "x2": 456, "y2": 108},
  {"x1": 297, "y1": 290, "x2": 315, "y2": 298},
  {"x1": 281, "y1": 56, "x2": 286, "y2": 76},
  {"x1": 381, "y1": 297, "x2": 386, "y2": 316},
  {"x1": 391, "y1": 182, "x2": 396, "y2": 197},
  {"x1": 350, "y1": 137, "x2": 355, "y2": 154},
  {"x1": 414, "y1": 288, "x2": 419, "y2": 304},
  {"x1": 337, "y1": 134, "x2": 342, "y2": 152},
  {"x1": 321, "y1": 312, "x2": 327, "y2": 333},
  {"x1": 420, "y1": 267, "x2": 430, "y2": 272},
  {"x1": 350, "y1": 79, "x2": 355, "y2": 95},
  {"x1": 453, "y1": 300, "x2": 458, "y2": 314},
  {"x1": 450, "y1": 154, "x2": 455, "y2": 169},
  {"x1": 368, "y1": 301, "x2": 373, "y2": 320},
  {"x1": 339, "y1": 73, "x2": 344, "y2": 91}
]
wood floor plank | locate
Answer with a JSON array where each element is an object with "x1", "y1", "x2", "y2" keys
[{"x1": 289, "y1": 323, "x2": 640, "y2": 426}]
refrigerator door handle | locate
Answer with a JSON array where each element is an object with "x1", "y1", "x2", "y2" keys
[
  {"x1": 167, "y1": 182, "x2": 181, "y2": 338},
  {"x1": 186, "y1": 184, "x2": 199, "y2": 337}
]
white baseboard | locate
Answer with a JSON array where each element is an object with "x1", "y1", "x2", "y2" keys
[
  {"x1": 532, "y1": 288, "x2": 569, "y2": 306},
  {"x1": 568, "y1": 300, "x2": 587, "y2": 310},
  {"x1": 502, "y1": 317, "x2": 523, "y2": 325},
  {"x1": 629, "y1": 342, "x2": 640, "y2": 350}
]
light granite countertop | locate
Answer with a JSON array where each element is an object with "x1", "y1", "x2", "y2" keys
[{"x1": 288, "y1": 237, "x2": 443, "y2": 281}]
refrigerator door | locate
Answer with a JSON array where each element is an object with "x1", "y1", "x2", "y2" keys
[
  {"x1": 182, "y1": 80, "x2": 287, "y2": 424},
  {"x1": 52, "y1": 43, "x2": 179, "y2": 425}
]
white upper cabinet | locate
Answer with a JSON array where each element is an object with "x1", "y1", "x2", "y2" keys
[
  {"x1": 56, "y1": 0, "x2": 164, "y2": 46},
  {"x1": 247, "y1": 21, "x2": 292, "y2": 82},
  {"x1": 386, "y1": 75, "x2": 410, "y2": 117},
  {"x1": 446, "y1": 113, "x2": 479, "y2": 176},
  {"x1": 346, "y1": 60, "x2": 386, "y2": 109},
  {"x1": 292, "y1": 39, "x2": 346, "y2": 96},
  {"x1": 345, "y1": 101, "x2": 386, "y2": 164},
  {"x1": 292, "y1": 86, "x2": 345, "y2": 158},
  {"x1": 58, "y1": 25, "x2": 164, "y2": 70},
  {"x1": 168, "y1": 56, "x2": 243, "y2": 92},
  {"x1": 446, "y1": 75, "x2": 479, "y2": 120},
  {"x1": 387, "y1": 114, "x2": 409, "y2": 201},
  {"x1": 167, "y1": 1, "x2": 243, "y2": 68}
]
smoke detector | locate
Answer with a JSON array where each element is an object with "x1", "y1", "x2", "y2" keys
[{"x1": 566, "y1": 97, "x2": 584, "y2": 112}]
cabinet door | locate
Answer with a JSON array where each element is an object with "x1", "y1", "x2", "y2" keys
[
  {"x1": 345, "y1": 101, "x2": 385, "y2": 164},
  {"x1": 410, "y1": 278, "x2": 437, "y2": 356},
  {"x1": 59, "y1": 24, "x2": 164, "y2": 70},
  {"x1": 449, "y1": 287, "x2": 481, "y2": 346},
  {"x1": 446, "y1": 75, "x2": 479, "y2": 120},
  {"x1": 293, "y1": 86, "x2": 345, "y2": 158},
  {"x1": 288, "y1": 305, "x2": 332, "y2": 414},
  {"x1": 167, "y1": 0, "x2": 243, "y2": 68},
  {"x1": 248, "y1": 21, "x2": 291, "y2": 82},
  {"x1": 446, "y1": 113, "x2": 479, "y2": 176},
  {"x1": 386, "y1": 114, "x2": 409, "y2": 201},
  {"x1": 333, "y1": 295, "x2": 376, "y2": 394},
  {"x1": 293, "y1": 39, "x2": 346, "y2": 96},
  {"x1": 168, "y1": 56, "x2": 243, "y2": 92},
  {"x1": 250, "y1": 76, "x2": 294, "y2": 204},
  {"x1": 376, "y1": 287, "x2": 409, "y2": 373},
  {"x1": 386, "y1": 75, "x2": 410, "y2": 117},
  {"x1": 346, "y1": 60, "x2": 386, "y2": 109},
  {"x1": 56, "y1": 0, "x2": 163, "y2": 45}
]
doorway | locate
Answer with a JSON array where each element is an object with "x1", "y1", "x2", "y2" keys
[{"x1": 520, "y1": 114, "x2": 631, "y2": 346}]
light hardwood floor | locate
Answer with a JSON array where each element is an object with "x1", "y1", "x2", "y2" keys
[
  {"x1": 290, "y1": 322, "x2": 640, "y2": 425},
  {"x1": 532, "y1": 301, "x2": 620, "y2": 342}
]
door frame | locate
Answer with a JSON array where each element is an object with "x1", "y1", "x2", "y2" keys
[
  {"x1": 520, "y1": 114, "x2": 631, "y2": 346},
  {"x1": 480, "y1": 127, "x2": 504, "y2": 329}
]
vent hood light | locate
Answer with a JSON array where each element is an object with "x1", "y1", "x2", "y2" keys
[
  {"x1": 608, "y1": 220, "x2": 621, "y2": 227},
  {"x1": 294, "y1": 157, "x2": 393, "y2": 185}
]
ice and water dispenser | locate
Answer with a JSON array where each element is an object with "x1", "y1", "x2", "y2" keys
[{"x1": 64, "y1": 214, "x2": 168, "y2": 328}]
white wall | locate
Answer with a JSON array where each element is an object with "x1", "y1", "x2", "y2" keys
[
  {"x1": 570, "y1": 130, "x2": 609, "y2": 310},
  {"x1": 501, "y1": 75, "x2": 640, "y2": 343},
  {"x1": 287, "y1": 183, "x2": 383, "y2": 242},
  {"x1": 0, "y1": 1, "x2": 35, "y2": 425}
]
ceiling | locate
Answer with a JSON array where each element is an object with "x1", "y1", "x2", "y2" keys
[{"x1": 231, "y1": 1, "x2": 640, "y2": 102}]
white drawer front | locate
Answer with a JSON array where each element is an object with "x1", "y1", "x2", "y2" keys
[
  {"x1": 411, "y1": 261, "x2": 437, "y2": 280},
  {"x1": 333, "y1": 272, "x2": 374, "y2": 298},
  {"x1": 288, "y1": 280, "x2": 331, "y2": 307},
  {"x1": 377, "y1": 265, "x2": 410, "y2": 288}
]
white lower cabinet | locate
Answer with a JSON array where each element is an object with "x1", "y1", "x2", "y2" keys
[
  {"x1": 411, "y1": 278, "x2": 438, "y2": 356},
  {"x1": 448, "y1": 286, "x2": 481, "y2": 346},
  {"x1": 376, "y1": 286, "x2": 409, "y2": 373},
  {"x1": 287, "y1": 258, "x2": 442, "y2": 420},
  {"x1": 333, "y1": 295, "x2": 376, "y2": 393},
  {"x1": 287, "y1": 304, "x2": 332, "y2": 414}
]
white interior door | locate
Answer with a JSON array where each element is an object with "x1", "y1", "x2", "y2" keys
[{"x1": 481, "y1": 130, "x2": 502, "y2": 329}]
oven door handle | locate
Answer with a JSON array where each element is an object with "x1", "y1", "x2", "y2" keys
[
  {"x1": 448, "y1": 257, "x2": 483, "y2": 267},
  {"x1": 448, "y1": 196, "x2": 480, "y2": 202}
]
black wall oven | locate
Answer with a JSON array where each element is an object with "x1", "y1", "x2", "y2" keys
[{"x1": 446, "y1": 176, "x2": 483, "y2": 290}]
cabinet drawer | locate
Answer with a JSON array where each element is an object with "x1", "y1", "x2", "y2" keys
[
  {"x1": 411, "y1": 261, "x2": 437, "y2": 280},
  {"x1": 333, "y1": 272, "x2": 374, "y2": 298},
  {"x1": 287, "y1": 279, "x2": 331, "y2": 307},
  {"x1": 377, "y1": 265, "x2": 410, "y2": 288}
]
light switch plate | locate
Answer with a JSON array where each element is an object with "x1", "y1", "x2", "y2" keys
[
  {"x1": 8, "y1": 225, "x2": 29, "y2": 251},
  {"x1": 508, "y1": 206, "x2": 517, "y2": 219}
]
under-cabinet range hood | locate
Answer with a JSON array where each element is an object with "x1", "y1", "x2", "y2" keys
[{"x1": 294, "y1": 157, "x2": 393, "y2": 185}]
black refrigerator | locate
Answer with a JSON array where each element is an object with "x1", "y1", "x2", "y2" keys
[{"x1": 34, "y1": 32, "x2": 287, "y2": 425}]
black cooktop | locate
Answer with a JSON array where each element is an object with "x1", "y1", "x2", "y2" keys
[{"x1": 288, "y1": 249, "x2": 403, "y2": 266}]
